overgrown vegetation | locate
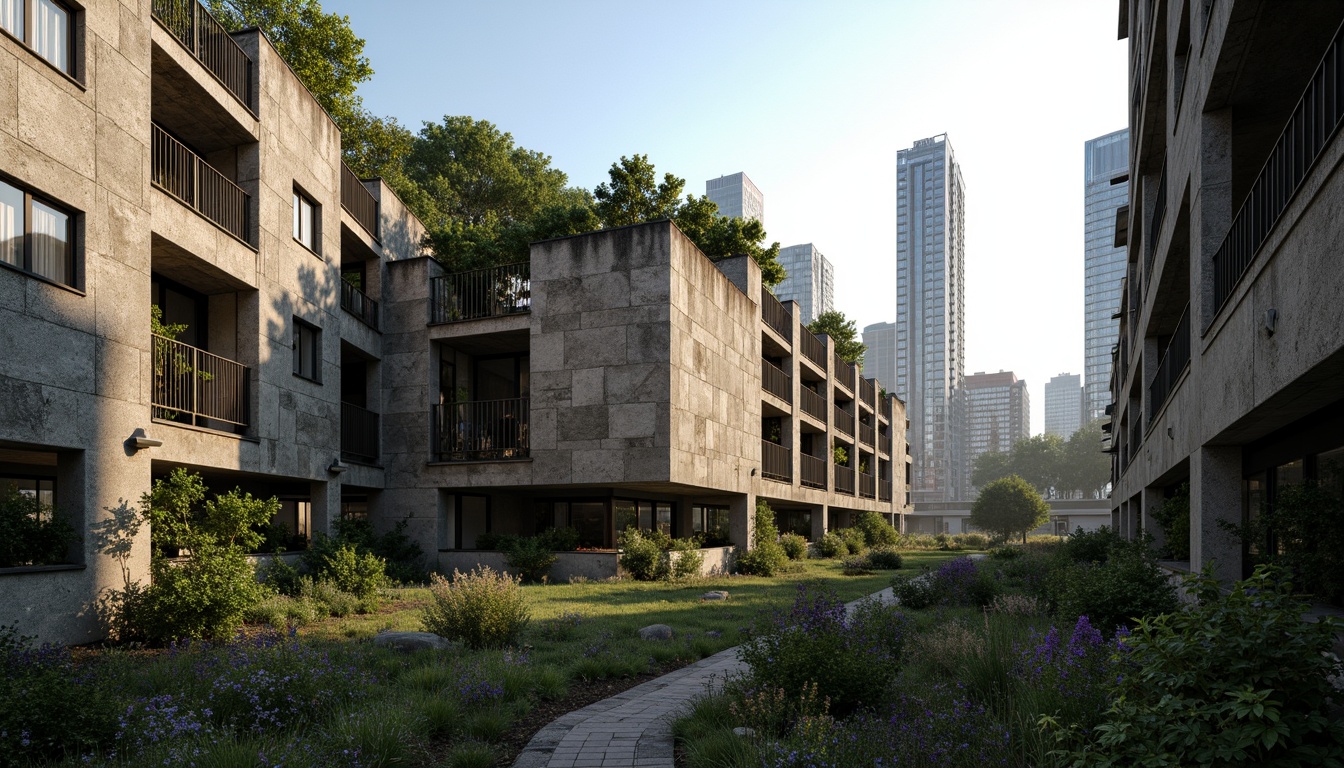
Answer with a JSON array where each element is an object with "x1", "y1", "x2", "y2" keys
[
  {"x1": 735, "y1": 500, "x2": 789, "y2": 576},
  {"x1": 0, "y1": 484, "x2": 77, "y2": 568},
  {"x1": 422, "y1": 567, "x2": 531, "y2": 649},
  {"x1": 617, "y1": 529, "x2": 705, "y2": 581}
]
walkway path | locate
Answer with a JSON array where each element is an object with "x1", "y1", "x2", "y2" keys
[{"x1": 510, "y1": 586, "x2": 899, "y2": 768}]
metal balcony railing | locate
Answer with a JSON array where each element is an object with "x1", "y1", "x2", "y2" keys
[
  {"x1": 833, "y1": 352, "x2": 853, "y2": 391},
  {"x1": 340, "y1": 277, "x2": 379, "y2": 330},
  {"x1": 761, "y1": 287, "x2": 792, "y2": 342},
  {"x1": 800, "y1": 386, "x2": 827, "y2": 423},
  {"x1": 800, "y1": 453, "x2": 827, "y2": 489},
  {"x1": 834, "y1": 464, "x2": 855, "y2": 495},
  {"x1": 859, "y1": 422, "x2": 875, "y2": 447},
  {"x1": 430, "y1": 262, "x2": 531, "y2": 324},
  {"x1": 761, "y1": 440, "x2": 791, "y2": 483},
  {"x1": 859, "y1": 376, "x2": 875, "y2": 404},
  {"x1": 879, "y1": 479, "x2": 893, "y2": 502},
  {"x1": 341, "y1": 162, "x2": 379, "y2": 241},
  {"x1": 834, "y1": 406, "x2": 854, "y2": 437},
  {"x1": 1145, "y1": 163, "x2": 1166, "y2": 290},
  {"x1": 1149, "y1": 304, "x2": 1191, "y2": 423},
  {"x1": 800, "y1": 327, "x2": 826, "y2": 369},
  {"x1": 762, "y1": 359, "x2": 791, "y2": 403},
  {"x1": 151, "y1": 123, "x2": 250, "y2": 244},
  {"x1": 341, "y1": 402, "x2": 379, "y2": 463},
  {"x1": 879, "y1": 431, "x2": 892, "y2": 455},
  {"x1": 433, "y1": 398, "x2": 529, "y2": 462},
  {"x1": 859, "y1": 472, "x2": 876, "y2": 499},
  {"x1": 152, "y1": 334, "x2": 248, "y2": 429},
  {"x1": 151, "y1": 0, "x2": 253, "y2": 110},
  {"x1": 1213, "y1": 21, "x2": 1344, "y2": 314}
]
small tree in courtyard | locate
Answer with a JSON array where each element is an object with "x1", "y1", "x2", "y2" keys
[{"x1": 970, "y1": 474, "x2": 1050, "y2": 543}]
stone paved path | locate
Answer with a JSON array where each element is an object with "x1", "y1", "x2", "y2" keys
[{"x1": 511, "y1": 586, "x2": 899, "y2": 768}]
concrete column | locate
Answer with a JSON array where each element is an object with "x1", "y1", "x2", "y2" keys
[
  {"x1": 810, "y1": 504, "x2": 829, "y2": 541},
  {"x1": 1141, "y1": 485, "x2": 1166, "y2": 551},
  {"x1": 729, "y1": 492, "x2": 755, "y2": 549},
  {"x1": 310, "y1": 477, "x2": 339, "y2": 538},
  {"x1": 1191, "y1": 445, "x2": 1242, "y2": 582}
]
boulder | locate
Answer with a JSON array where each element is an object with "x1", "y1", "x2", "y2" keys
[
  {"x1": 701, "y1": 591, "x2": 730, "y2": 601},
  {"x1": 372, "y1": 631, "x2": 453, "y2": 653},
  {"x1": 638, "y1": 624, "x2": 674, "y2": 641}
]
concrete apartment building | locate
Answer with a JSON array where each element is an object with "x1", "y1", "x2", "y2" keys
[
  {"x1": 0, "y1": 1, "x2": 909, "y2": 643},
  {"x1": 772, "y1": 243, "x2": 834, "y2": 324},
  {"x1": 860, "y1": 320, "x2": 896, "y2": 395},
  {"x1": 1044, "y1": 372, "x2": 1084, "y2": 438},
  {"x1": 705, "y1": 172, "x2": 764, "y2": 226},
  {"x1": 1110, "y1": 1, "x2": 1344, "y2": 582},
  {"x1": 962, "y1": 371, "x2": 1029, "y2": 493},
  {"x1": 1084, "y1": 129, "x2": 1130, "y2": 422},
  {"x1": 896, "y1": 134, "x2": 967, "y2": 503}
]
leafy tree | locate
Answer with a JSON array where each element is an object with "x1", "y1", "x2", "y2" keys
[
  {"x1": 1061, "y1": 419, "x2": 1112, "y2": 496},
  {"x1": 807, "y1": 310, "x2": 866, "y2": 364},
  {"x1": 970, "y1": 474, "x2": 1050, "y2": 542},
  {"x1": 971, "y1": 449, "x2": 1013, "y2": 490}
]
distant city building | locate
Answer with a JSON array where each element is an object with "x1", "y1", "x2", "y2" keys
[
  {"x1": 773, "y1": 244, "x2": 834, "y2": 324},
  {"x1": 1044, "y1": 373, "x2": 1084, "y2": 438},
  {"x1": 963, "y1": 371, "x2": 1029, "y2": 492},
  {"x1": 896, "y1": 134, "x2": 967, "y2": 503},
  {"x1": 705, "y1": 172, "x2": 764, "y2": 226},
  {"x1": 1083, "y1": 129, "x2": 1130, "y2": 421},
  {"x1": 861, "y1": 321, "x2": 897, "y2": 395}
]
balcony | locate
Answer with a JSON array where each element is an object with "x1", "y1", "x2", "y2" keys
[
  {"x1": 431, "y1": 262, "x2": 531, "y2": 324},
  {"x1": 800, "y1": 386, "x2": 827, "y2": 423},
  {"x1": 1149, "y1": 305, "x2": 1191, "y2": 423},
  {"x1": 1213, "y1": 22, "x2": 1344, "y2": 314},
  {"x1": 800, "y1": 327, "x2": 826, "y2": 370},
  {"x1": 1145, "y1": 163, "x2": 1167, "y2": 291},
  {"x1": 152, "y1": 334, "x2": 249, "y2": 430},
  {"x1": 800, "y1": 453, "x2": 827, "y2": 490},
  {"x1": 340, "y1": 277, "x2": 379, "y2": 330},
  {"x1": 433, "y1": 398, "x2": 529, "y2": 462},
  {"x1": 762, "y1": 359, "x2": 791, "y2": 403},
  {"x1": 859, "y1": 421, "x2": 874, "y2": 447},
  {"x1": 859, "y1": 472, "x2": 876, "y2": 499},
  {"x1": 834, "y1": 406, "x2": 854, "y2": 437},
  {"x1": 761, "y1": 287, "x2": 792, "y2": 342},
  {"x1": 761, "y1": 440, "x2": 792, "y2": 483},
  {"x1": 879, "y1": 431, "x2": 892, "y2": 455},
  {"x1": 151, "y1": 123, "x2": 251, "y2": 245},
  {"x1": 834, "y1": 464, "x2": 855, "y2": 495},
  {"x1": 341, "y1": 402, "x2": 379, "y2": 463},
  {"x1": 859, "y1": 376, "x2": 875, "y2": 404},
  {"x1": 879, "y1": 479, "x2": 893, "y2": 502},
  {"x1": 151, "y1": 0, "x2": 253, "y2": 110},
  {"x1": 341, "y1": 162, "x2": 379, "y2": 241},
  {"x1": 833, "y1": 352, "x2": 854, "y2": 391}
]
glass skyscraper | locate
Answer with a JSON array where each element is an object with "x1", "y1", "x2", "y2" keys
[
  {"x1": 896, "y1": 134, "x2": 966, "y2": 503},
  {"x1": 861, "y1": 321, "x2": 897, "y2": 395},
  {"x1": 964, "y1": 371, "x2": 1029, "y2": 492},
  {"x1": 773, "y1": 243, "x2": 833, "y2": 324},
  {"x1": 705, "y1": 172, "x2": 764, "y2": 226},
  {"x1": 1044, "y1": 372, "x2": 1084, "y2": 438},
  {"x1": 1083, "y1": 129, "x2": 1130, "y2": 421}
]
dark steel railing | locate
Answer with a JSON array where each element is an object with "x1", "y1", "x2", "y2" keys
[
  {"x1": 761, "y1": 287, "x2": 792, "y2": 342},
  {"x1": 859, "y1": 472, "x2": 876, "y2": 499},
  {"x1": 1213, "y1": 22, "x2": 1344, "y2": 314},
  {"x1": 1145, "y1": 163, "x2": 1167, "y2": 290},
  {"x1": 879, "y1": 431, "x2": 892, "y2": 455},
  {"x1": 151, "y1": 124, "x2": 250, "y2": 244},
  {"x1": 859, "y1": 376, "x2": 875, "y2": 404},
  {"x1": 834, "y1": 464, "x2": 855, "y2": 495},
  {"x1": 341, "y1": 402, "x2": 379, "y2": 463},
  {"x1": 879, "y1": 478, "x2": 893, "y2": 502},
  {"x1": 762, "y1": 359, "x2": 791, "y2": 402},
  {"x1": 880, "y1": 396, "x2": 892, "y2": 421},
  {"x1": 859, "y1": 421, "x2": 874, "y2": 447},
  {"x1": 761, "y1": 440, "x2": 791, "y2": 483},
  {"x1": 151, "y1": 0, "x2": 253, "y2": 110},
  {"x1": 833, "y1": 352, "x2": 854, "y2": 391},
  {"x1": 1149, "y1": 304, "x2": 1191, "y2": 422},
  {"x1": 834, "y1": 406, "x2": 854, "y2": 437},
  {"x1": 152, "y1": 334, "x2": 249, "y2": 428},
  {"x1": 433, "y1": 398, "x2": 529, "y2": 462},
  {"x1": 340, "y1": 277, "x2": 379, "y2": 330},
  {"x1": 340, "y1": 162, "x2": 379, "y2": 241},
  {"x1": 800, "y1": 327, "x2": 826, "y2": 369},
  {"x1": 430, "y1": 262, "x2": 531, "y2": 324},
  {"x1": 800, "y1": 453, "x2": 827, "y2": 490},
  {"x1": 1127, "y1": 416, "x2": 1143, "y2": 469},
  {"x1": 800, "y1": 386, "x2": 827, "y2": 422}
]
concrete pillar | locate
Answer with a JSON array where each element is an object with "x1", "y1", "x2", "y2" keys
[
  {"x1": 1191, "y1": 445, "x2": 1242, "y2": 581},
  {"x1": 1141, "y1": 485, "x2": 1166, "y2": 551},
  {"x1": 729, "y1": 492, "x2": 755, "y2": 549},
  {"x1": 811, "y1": 504, "x2": 829, "y2": 541},
  {"x1": 310, "y1": 478, "x2": 339, "y2": 538}
]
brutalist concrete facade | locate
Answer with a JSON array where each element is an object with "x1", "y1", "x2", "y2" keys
[{"x1": 1110, "y1": 1, "x2": 1344, "y2": 581}]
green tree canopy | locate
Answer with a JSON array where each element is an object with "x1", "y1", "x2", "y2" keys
[
  {"x1": 1061, "y1": 419, "x2": 1112, "y2": 496},
  {"x1": 972, "y1": 422, "x2": 1111, "y2": 498},
  {"x1": 807, "y1": 310, "x2": 866, "y2": 365},
  {"x1": 970, "y1": 475, "x2": 1051, "y2": 542}
]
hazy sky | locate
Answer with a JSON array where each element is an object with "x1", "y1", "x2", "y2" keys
[{"x1": 324, "y1": 0, "x2": 1129, "y2": 435}]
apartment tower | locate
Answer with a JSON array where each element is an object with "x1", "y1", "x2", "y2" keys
[
  {"x1": 896, "y1": 134, "x2": 966, "y2": 502},
  {"x1": 773, "y1": 244, "x2": 834, "y2": 324},
  {"x1": 963, "y1": 371, "x2": 1029, "y2": 492},
  {"x1": 1044, "y1": 373, "x2": 1084, "y2": 438},
  {"x1": 861, "y1": 321, "x2": 897, "y2": 395},
  {"x1": 1083, "y1": 129, "x2": 1130, "y2": 421},
  {"x1": 705, "y1": 172, "x2": 764, "y2": 226}
]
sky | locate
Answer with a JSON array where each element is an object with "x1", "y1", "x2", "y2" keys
[{"x1": 323, "y1": 0, "x2": 1129, "y2": 435}]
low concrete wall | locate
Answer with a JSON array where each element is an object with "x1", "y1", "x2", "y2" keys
[
  {"x1": 683, "y1": 546, "x2": 735, "y2": 576},
  {"x1": 438, "y1": 550, "x2": 620, "y2": 582},
  {"x1": 245, "y1": 551, "x2": 305, "y2": 583}
]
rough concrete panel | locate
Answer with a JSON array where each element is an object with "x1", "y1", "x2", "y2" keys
[
  {"x1": 571, "y1": 367, "x2": 605, "y2": 407},
  {"x1": 609, "y1": 402, "x2": 657, "y2": 439},
  {"x1": 558, "y1": 405, "x2": 609, "y2": 442},
  {"x1": 571, "y1": 449, "x2": 621, "y2": 484},
  {"x1": 0, "y1": 48, "x2": 17, "y2": 137},
  {"x1": 564, "y1": 325, "x2": 627, "y2": 368},
  {"x1": 17, "y1": 67, "x2": 94, "y2": 178}
]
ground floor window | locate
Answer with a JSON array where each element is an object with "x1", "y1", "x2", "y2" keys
[
  {"x1": 691, "y1": 504, "x2": 732, "y2": 546},
  {"x1": 615, "y1": 498, "x2": 673, "y2": 538},
  {"x1": 774, "y1": 508, "x2": 810, "y2": 539}
]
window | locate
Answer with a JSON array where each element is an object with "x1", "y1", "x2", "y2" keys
[
  {"x1": 1, "y1": 0, "x2": 73, "y2": 75},
  {"x1": 293, "y1": 318, "x2": 320, "y2": 382},
  {"x1": 292, "y1": 189, "x2": 317, "y2": 252},
  {"x1": 691, "y1": 505, "x2": 732, "y2": 545},
  {"x1": 0, "y1": 177, "x2": 74, "y2": 287}
]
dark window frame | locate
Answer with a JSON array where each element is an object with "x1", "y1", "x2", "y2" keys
[
  {"x1": 292, "y1": 317, "x2": 321, "y2": 383},
  {"x1": 292, "y1": 185, "x2": 319, "y2": 254},
  {"x1": 0, "y1": 173, "x2": 80, "y2": 291},
  {"x1": 0, "y1": 0, "x2": 78, "y2": 79}
]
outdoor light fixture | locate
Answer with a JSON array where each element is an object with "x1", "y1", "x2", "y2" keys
[
  {"x1": 127, "y1": 428, "x2": 163, "y2": 453},
  {"x1": 751, "y1": 467, "x2": 758, "y2": 477},
  {"x1": 1264, "y1": 308, "x2": 1278, "y2": 336},
  {"x1": 328, "y1": 459, "x2": 348, "y2": 474}
]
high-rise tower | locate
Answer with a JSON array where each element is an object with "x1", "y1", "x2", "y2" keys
[
  {"x1": 773, "y1": 243, "x2": 834, "y2": 324},
  {"x1": 1083, "y1": 129, "x2": 1129, "y2": 421},
  {"x1": 705, "y1": 172, "x2": 764, "y2": 226},
  {"x1": 1044, "y1": 372, "x2": 1084, "y2": 438},
  {"x1": 861, "y1": 321, "x2": 897, "y2": 395},
  {"x1": 895, "y1": 134, "x2": 966, "y2": 503},
  {"x1": 964, "y1": 371, "x2": 1030, "y2": 492}
]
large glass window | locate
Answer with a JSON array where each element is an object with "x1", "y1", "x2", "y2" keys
[
  {"x1": 0, "y1": 0, "x2": 71, "y2": 74},
  {"x1": 0, "y1": 178, "x2": 74, "y2": 287},
  {"x1": 691, "y1": 505, "x2": 731, "y2": 546},
  {"x1": 293, "y1": 189, "x2": 317, "y2": 252},
  {"x1": 293, "y1": 318, "x2": 321, "y2": 382}
]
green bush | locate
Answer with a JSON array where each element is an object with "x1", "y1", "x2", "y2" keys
[
  {"x1": 0, "y1": 626, "x2": 116, "y2": 763},
  {"x1": 1052, "y1": 546, "x2": 1178, "y2": 632},
  {"x1": 0, "y1": 485, "x2": 77, "y2": 568},
  {"x1": 260, "y1": 554, "x2": 303, "y2": 596},
  {"x1": 669, "y1": 538, "x2": 705, "y2": 580},
  {"x1": 736, "y1": 501, "x2": 788, "y2": 576},
  {"x1": 779, "y1": 532, "x2": 808, "y2": 560},
  {"x1": 422, "y1": 567, "x2": 530, "y2": 649},
  {"x1": 298, "y1": 576, "x2": 364, "y2": 617},
  {"x1": 619, "y1": 528, "x2": 667, "y2": 580},
  {"x1": 865, "y1": 546, "x2": 904, "y2": 569},
  {"x1": 989, "y1": 545, "x2": 1022, "y2": 559},
  {"x1": 537, "y1": 526, "x2": 581, "y2": 551},
  {"x1": 244, "y1": 593, "x2": 322, "y2": 627},
  {"x1": 1060, "y1": 566, "x2": 1344, "y2": 766},
  {"x1": 1225, "y1": 480, "x2": 1344, "y2": 605},
  {"x1": 891, "y1": 572, "x2": 938, "y2": 609},
  {"x1": 330, "y1": 516, "x2": 428, "y2": 585},
  {"x1": 855, "y1": 510, "x2": 899, "y2": 548},
  {"x1": 837, "y1": 526, "x2": 867, "y2": 555},
  {"x1": 1059, "y1": 525, "x2": 1126, "y2": 565},
  {"x1": 952, "y1": 532, "x2": 991, "y2": 549},
  {"x1": 503, "y1": 536, "x2": 558, "y2": 583},
  {"x1": 305, "y1": 541, "x2": 387, "y2": 599},
  {"x1": 841, "y1": 553, "x2": 873, "y2": 575},
  {"x1": 1150, "y1": 483, "x2": 1190, "y2": 560},
  {"x1": 814, "y1": 531, "x2": 846, "y2": 558}
]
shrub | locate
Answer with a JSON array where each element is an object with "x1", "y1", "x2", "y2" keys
[
  {"x1": 137, "y1": 542, "x2": 265, "y2": 641},
  {"x1": 305, "y1": 542, "x2": 387, "y2": 599},
  {"x1": 330, "y1": 516, "x2": 428, "y2": 585},
  {"x1": 0, "y1": 626, "x2": 116, "y2": 763},
  {"x1": 855, "y1": 510, "x2": 898, "y2": 548},
  {"x1": 736, "y1": 500, "x2": 787, "y2": 576},
  {"x1": 423, "y1": 567, "x2": 530, "y2": 649},
  {"x1": 244, "y1": 593, "x2": 322, "y2": 627},
  {"x1": 298, "y1": 577, "x2": 363, "y2": 617},
  {"x1": 837, "y1": 526, "x2": 867, "y2": 555},
  {"x1": 0, "y1": 485, "x2": 77, "y2": 567},
  {"x1": 891, "y1": 573, "x2": 938, "y2": 609},
  {"x1": 989, "y1": 545, "x2": 1022, "y2": 560},
  {"x1": 669, "y1": 538, "x2": 705, "y2": 580},
  {"x1": 1225, "y1": 480, "x2": 1344, "y2": 605},
  {"x1": 779, "y1": 532, "x2": 808, "y2": 560},
  {"x1": 1052, "y1": 546, "x2": 1177, "y2": 632},
  {"x1": 738, "y1": 585, "x2": 906, "y2": 716},
  {"x1": 503, "y1": 536, "x2": 558, "y2": 583},
  {"x1": 1059, "y1": 525, "x2": 1125, "y2": 565},
  {"x1": 865, "y1": 546, "x2": 904, "y2": 570},
  {"x1": 952, "y1": 532, "x2": 991, "y2": 549},
  {"x1": 536, "y1": 611, "x2": 585, "y2": 642},
  {"x1": 1150, "y1": 483, "x2": 1191, "y2": 560},
  {"x1": 618, "y1": 528, "x2": 667, "y2": 581},
  {"x1": 1016, "y1": 615, "x2": 1121, "y2": 730},
  {"x1": 1059, "y1": 566, "x2": 1344, "y2": 766},
  {"x1": 841, "y1": 554, "x2": 873, "y2": 575},
  {"x1": 537, "y1": 526, "x2": 581, "y2": 552},
  {"x1": 893, "y1": 557, "x2": 998, "y2": 609},
  {"x1": 814, "y1": 531, "x2": 846, "y2": 559},
  {"x1": 260, "y1": 554, "x2": 303, "y2": 596}
]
